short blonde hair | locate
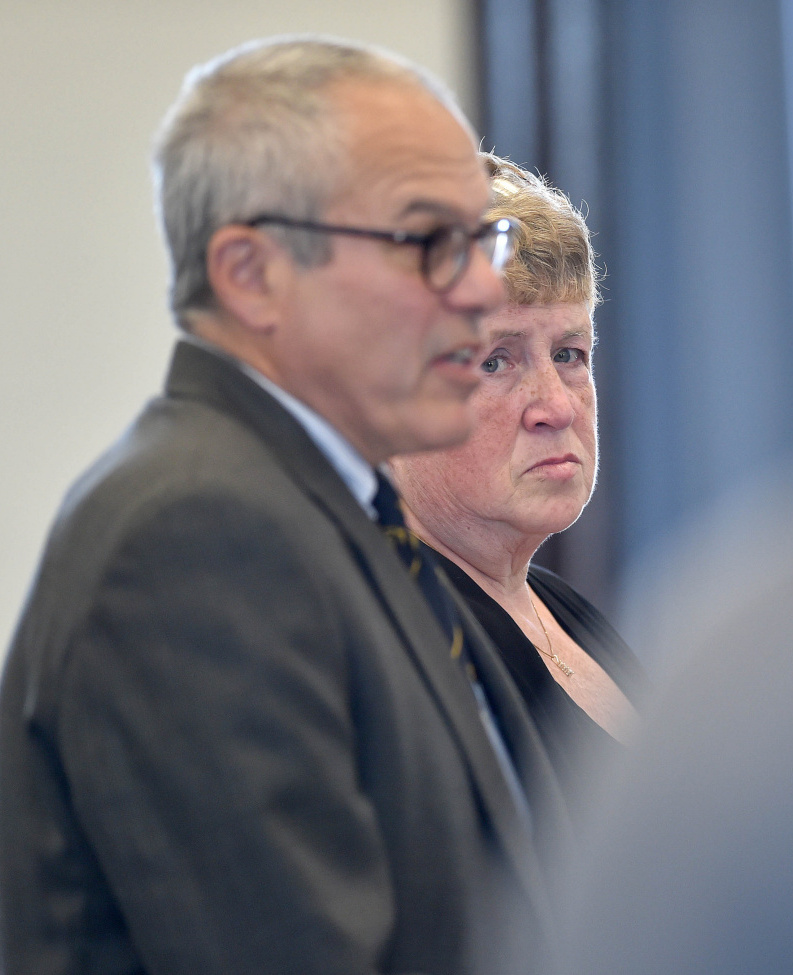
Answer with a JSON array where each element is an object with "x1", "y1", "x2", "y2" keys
[{"x1": 483, "y1": 153, "x2": 601, "y2": 308}]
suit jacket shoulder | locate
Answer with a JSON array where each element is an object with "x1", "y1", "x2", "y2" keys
[{"x1": 1, "y1": 340, "x2": 564, "y2": 975}]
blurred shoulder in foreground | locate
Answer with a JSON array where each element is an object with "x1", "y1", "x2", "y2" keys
[{"x1": 565, "y1": 466, "x2": 793, "y2": 974}]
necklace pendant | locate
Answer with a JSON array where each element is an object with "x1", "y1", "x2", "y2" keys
[
  {"x1": 551, "y1": 654, "x2": 574, "y2": 678},
  {"x1": 528, "y1": 588, "x2": 574, "y2": 677}
]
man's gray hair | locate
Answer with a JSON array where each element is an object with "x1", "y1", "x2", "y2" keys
[{"x1": 151, "y1": 35, "x2": 465, "y2": 326}]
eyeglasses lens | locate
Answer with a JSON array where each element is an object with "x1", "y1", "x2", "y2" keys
[
  {"x1": 423, "y1": 220, "x2": 516, "y2": 292},
  {"x1": 424, "y1": 227, "x2": 468, "y2": 292},
  {"x1": 487, "y1": 221, "x2": 516, "y2": 273}
]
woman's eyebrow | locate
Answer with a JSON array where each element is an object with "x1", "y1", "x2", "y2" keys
[
  {"x1": 486, "y1": 329, "x2": 525, "y2": 342},
  {"x1": 559, "y1": 328, "x2": 593, "y2": 341}
]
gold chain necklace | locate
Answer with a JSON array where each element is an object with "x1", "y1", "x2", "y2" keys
[{"x1": 528, "y1": 589, "x2": 574, "y2": 677}]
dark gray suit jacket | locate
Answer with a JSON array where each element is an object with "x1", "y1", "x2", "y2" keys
[{"x1": 0, "y1": 341, "x2": 567, "y2": 975}]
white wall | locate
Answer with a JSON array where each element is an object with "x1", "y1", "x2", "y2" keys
[{"x1": 0, "y1": 0, "x2": 476, "y2": 652}]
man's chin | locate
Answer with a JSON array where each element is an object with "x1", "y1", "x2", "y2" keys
[{"x1": 390, "y1": 405, "x2": 475, "y2": 459}]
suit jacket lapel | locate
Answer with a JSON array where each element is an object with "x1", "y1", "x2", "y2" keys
[
  {"x1": 165, "y1": 341, "x2": 563, "y2": 906},
  {"x1": 333, "y1": 514, "x2": 562, "y2": 919},
  {"x1": 448, "y1": 581, "x2": 573, "y2": 852}
]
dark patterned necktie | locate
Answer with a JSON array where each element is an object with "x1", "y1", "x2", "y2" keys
[
  {"x1": 373, "y1": 472, "x2": 470, "y2": 675},
  {"x1": 373, "y1": 471, "x2": 533, "y2": 828}
]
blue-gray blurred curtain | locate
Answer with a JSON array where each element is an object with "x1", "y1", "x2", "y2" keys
[{"x1": 475, "y1": 0, "x2": 793, "y2": 623}]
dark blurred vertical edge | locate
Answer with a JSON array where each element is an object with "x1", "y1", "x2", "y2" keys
[{"x1": 473, "y1": 0, "x2": 543, "y2": 172}]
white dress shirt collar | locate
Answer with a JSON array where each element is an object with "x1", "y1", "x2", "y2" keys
[{"x1": 182, "y1": 336, "x2": 378, "y2": 517}]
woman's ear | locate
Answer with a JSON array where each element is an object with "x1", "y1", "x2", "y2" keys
[{"x1": 206, "y1": 225, "x2": 289, "y2": 332}]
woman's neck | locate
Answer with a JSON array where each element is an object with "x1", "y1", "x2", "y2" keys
[{"x1": 401, "y1": 504, "x2": 541, "y2": 610}]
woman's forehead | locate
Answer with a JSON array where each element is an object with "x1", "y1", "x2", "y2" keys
[{"x1": 481, "y1": 302, "x2": 593, "y2": 341}]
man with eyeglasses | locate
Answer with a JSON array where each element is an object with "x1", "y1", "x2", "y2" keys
[{"x1": 0, "y1": 36, "x2": 567, "y2": 975}]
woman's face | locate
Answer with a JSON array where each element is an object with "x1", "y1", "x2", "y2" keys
[{"x1": 393, "y1": 301, "x2": 598, "y2": 555}]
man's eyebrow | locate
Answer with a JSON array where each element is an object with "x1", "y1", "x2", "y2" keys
[{"x1": 394, "y1": 199, "x2": 479, "y2": 223}]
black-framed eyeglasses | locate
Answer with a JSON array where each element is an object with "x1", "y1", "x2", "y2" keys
[{"x1": 243, "y1": 213, "x2": 517, "y2": 294}]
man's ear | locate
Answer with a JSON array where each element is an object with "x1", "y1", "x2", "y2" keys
[{"x1": 205, "y1": 225, "x2": 290, "y2": 332}]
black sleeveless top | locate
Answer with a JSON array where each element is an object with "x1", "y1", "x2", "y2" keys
[{"x1": 436, "y1": 553, "x2": 648, "y2": 824}]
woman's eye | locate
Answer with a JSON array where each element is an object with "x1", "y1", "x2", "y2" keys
[
  {"x1": 480, "y1": 348, "x2": 511, "y2": 373},
  {"x1": 554, "y1": 347, "x2": 586, "y2": 365},
  {"x1": 481, "y1": 354, "x2": 507, "y2": 374}
]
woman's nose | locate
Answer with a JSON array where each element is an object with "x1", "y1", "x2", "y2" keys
[{"x1": 520, "y1": 365, "x2": 576, "y2": 431}]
